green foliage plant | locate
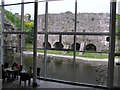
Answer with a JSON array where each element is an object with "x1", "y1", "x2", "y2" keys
[{"x1": 5, "y1": 10, "x2": 34, "y2": 44}]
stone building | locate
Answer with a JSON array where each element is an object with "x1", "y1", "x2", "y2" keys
[{"x1": 37, "y1": 12, "x2": 110, "y2": 51}]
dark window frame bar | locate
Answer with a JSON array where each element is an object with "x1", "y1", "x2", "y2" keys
[
  {"x1": 2, "y1": 45, "x2": 109, "y2": 54},
  {"x1": 107, "y1": 1, "x2": 116, "y2": 89},
  {"x1": 3, "y1": 31, "x2": 120, "y2": 36},
  {"x1": 0, "y1": 0, "x2": 62, "y2": 7},
  {"x1": 0, "y1": 1, "x2": 5, "y2": 64},
  {"x1": 20, "y1": 0, "x2": 24, "y2": 65}
]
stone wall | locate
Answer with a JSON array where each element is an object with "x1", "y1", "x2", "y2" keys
[{"x1": 37, "y1": 12, "x2": 110, "y2": 51}]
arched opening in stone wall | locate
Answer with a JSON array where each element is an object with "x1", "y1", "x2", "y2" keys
[
  {"x1": 71, "y1": 43, "x2": 80, "y2": 51},
  {"x1": 53, "y1": 42, "x2": 64, "y2": 49},
  {"x1": 85, "y1": 44, "x2": 96, "y2": 51},
  {"x1": 43, "y1": 42, "x2": 51, "y2": 49},
  {"x1": 106, "y1": 36, "x2": 109, "y2": 42}
]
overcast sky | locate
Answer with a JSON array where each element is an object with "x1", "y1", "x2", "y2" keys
[{"x1": 1, "y1": 0, "x2": 120, "y2": 18}]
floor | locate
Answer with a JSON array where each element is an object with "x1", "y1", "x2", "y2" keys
[{"x1": 2, "y1": 78, "x2": 107, "y2": 90}]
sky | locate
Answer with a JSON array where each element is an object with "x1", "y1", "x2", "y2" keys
[{"x1": 0, "y1": 0, "x2": 120, "y2": 18}]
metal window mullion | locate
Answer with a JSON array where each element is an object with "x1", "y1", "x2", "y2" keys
[
  {"x1": 73, "y1": 0, "x2": 77, "y2": 83},
  {"x1": 2, "y1": 0, "x2": 52, "y2": 7},
  {"x1": 2, "y1": 1, "x2": 36, "y2": 6},
  {"x1": 2, "y1": 31, "x2": 110, "y2": 35},
  {"x1": 1, "y1": 0, "x2": 61, "y2": 6},
  {"x1": 37, "y1": 32, "x2": 110, "y2": 36},
  {"x1": 107, "y1": 0, "x2": 116, "y2": 89},
  {"x1": 44, "y1": 1, "x2": 48, "y2": 79},
  {"x1": 20, "y1": 0, "x2": 24, "y2": 65},
  {"x1": 3, "y1": 31, "x2": 30, "y2": 34},
  {"x1": 1, "y1": 0, "x2": 5, "y2": 64},
  {"x1": 33, "y1": 0, "x2": 38, "y2": 87}
]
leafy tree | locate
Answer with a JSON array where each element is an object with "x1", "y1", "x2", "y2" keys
[{"x1": 5, "y1": 10, "x2": 34, "y2": 44}]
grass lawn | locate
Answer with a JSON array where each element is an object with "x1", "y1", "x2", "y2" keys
[{"x1": 24, "y1": 44, "x2": 108, "y2": 59}]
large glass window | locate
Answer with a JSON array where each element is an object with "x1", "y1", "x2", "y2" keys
[{"x1": 1, "y1": 0, "x2": 119, "y2": 89}]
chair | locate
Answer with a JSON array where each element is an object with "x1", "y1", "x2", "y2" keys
[
  {"x1": 19, "y1": 73, "x2": 31, "y2": 86},
  {"x1": 2, "y1": 67, "x2": 9, "y2": 83},
  {"x1": 37, "y1": 68, "x2": 41, "y2": 79}
]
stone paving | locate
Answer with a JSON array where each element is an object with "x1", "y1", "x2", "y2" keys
[{"x1": 2, "y1": 78, "x2": 106, "y2": 90}]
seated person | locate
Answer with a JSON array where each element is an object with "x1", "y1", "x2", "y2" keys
[
  {"x1": 11, "y1": 62, "x2": 21, "y2": 79},
  {"x1": 12, "y1": 61, "x2": 20, "y2": 70}
]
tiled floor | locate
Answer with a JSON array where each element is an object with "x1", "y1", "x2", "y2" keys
[{"x1": 2, "y1": 78, "x2": 106, "y2": 90}]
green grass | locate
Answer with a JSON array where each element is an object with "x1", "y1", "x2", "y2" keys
[
  {"x1": 24, "y1": 44, "x2": 108, "y2": 59},
  {"x1": 25, "y1": 43, "x2": 33, "y2": 48},
  {"x1": 79, "y1": 52, "x2": 108, "y2": 59}
]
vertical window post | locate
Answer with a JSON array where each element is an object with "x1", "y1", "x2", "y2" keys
[
  {"x1": 33, "y1": 0, "x2": 38, "y2": 87},
  {"x1": 1, "y1": 0, "x2": 5, "y2": 64},
  {"x1": 107, "y1": 0, "x2": 116, "y2": 89},
  {"x1": 73, "y1": 0, "x2": 77, "y2": 83},
  {"x1": 20, "y1": 0, "x2": 24, "y2": 65},
  {"x1": 44, "y1": 0, "x2": 48, "y2": 79}
]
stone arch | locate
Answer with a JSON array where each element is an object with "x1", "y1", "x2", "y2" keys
[
  {"x1": 53, "y1": 42, "x2": 64, "y2": 49},
  {"x1": 106, "y1": 36, "x2": 109, "y2": 42},
  {"x1": 43, "y1": 42, "x2": 51, "y2": 49},
  {"x1": 85, "y1": 44, "x2": 96, "y2": 51},
  {"x1": 71, "y1": 43, "x2": 80, "y2": 51}
]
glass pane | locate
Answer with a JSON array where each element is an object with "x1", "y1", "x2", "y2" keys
[
  {"x1": 23, "y1": 55, "x2": 33, "y2": 70},
  {"x1": 4, "y1": 5, "x2": 21, "y2": 31},
  {"x1": 1, "y1": 0, "x2": 113, "y2": 88},
  {"x1": 37, "y1": 51, "x2": 44, "y2": 77},
  {"x1": 46, "y1": 50, "x2": 74, "y2": 81},
  {"x1": 24, "y1": 3, "x2": 34, "y2": 20},
  {"x1": 5, "y1": 5, "x2": 21, "y2": 18},
  {"x1": 47, "y1": 0, "x2": 75, "y2": 32},
  {"x1": 77, "y1": 0, "x2": 110, "y2": 33},
  {"x1": 3, "y1": 34, "x2": 20, "y2": 64},
  {"x1": 75, "y1": 35, "x2": 108, "y2": 86},
  {"x1": 37, "y1": 34, "x2": 44, "y2": 77},
  {"x1": 38, "y1": 2, "x2": 45, "y2": 33},
  {"x1": 4, "y1": 0, "x2": 22, "y2": 4},
  {"x1": 24, "y1": 34, "x2": 33, "y2": 50},
  {"x1": 46, "y1": 35, "x2": 74, "y2": 81},
  {"x1": 114, "y1": 37, "x2": 120, "y2": 87}
]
